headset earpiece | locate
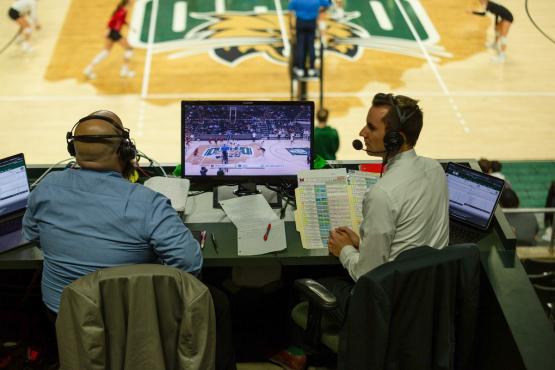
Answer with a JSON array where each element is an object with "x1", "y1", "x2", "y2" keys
[
  {"x1": 117, "y1": 132, "x2": 137, "y2": 162},
  {"x1": 381, "y1": 94, "x2": 404, "y2": 153},
  {"x1": 66, "y1": 131, "x2": 77, "y2": 156}
]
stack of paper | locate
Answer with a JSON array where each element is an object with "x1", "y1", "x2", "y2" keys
[
  {"x1": 294, "y1": 169, "x2": 378, "y2": 249},
  {"x1": 219, "y1": 194, "x2": 286, "y2": 256}
]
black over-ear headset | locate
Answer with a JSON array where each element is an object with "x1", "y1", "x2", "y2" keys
[
  {"x1": 373, "y1": 93, "x2": 418, "y2": 153},
  {"x1": 66, "y1": 114, "x2": 137, "y2": 162}
]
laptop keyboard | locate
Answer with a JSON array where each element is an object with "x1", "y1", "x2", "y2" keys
[
  {"x1": 449, "y1": 220, "x2": 486, "y2": 245},
  {"x1": 0, "y1": 217, "x2": 22, "y2": 236}
]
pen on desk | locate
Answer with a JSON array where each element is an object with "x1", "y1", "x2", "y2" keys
[
  {"x1": 211, "y1": 233, "x2": 219, "y2": 254},
  {"x1": 200, "y1": 230, "x2": 207, "y2": 249},
  {"x1": 263, "y1": 223, "x2": 272, "y2": 241}
]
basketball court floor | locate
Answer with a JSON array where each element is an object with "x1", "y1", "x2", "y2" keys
[{"x1": 0, "y1": 0, "x2": 554, "y2": 166}]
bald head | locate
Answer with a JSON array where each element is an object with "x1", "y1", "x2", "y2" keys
[{"x1": 74, "y1": 110, "x2": 126, "y2": 173}]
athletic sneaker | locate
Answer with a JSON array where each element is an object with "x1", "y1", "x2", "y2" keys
[
  {"x1": 491, "y1": 53, "x2": 506, "y2": 63},
  {"x1": 293, "y1": 67, "x2": 304, "y2": 78},
  {"x1": 21, "y1": 42, "x2": 33, "y2": 53},
  {"x1": 83, "y1": 67, "x2": 96, "y2": 80},
  {"x1": 307, "y1": 68, "x2": 317, "y2": 77},
  {"x1": 120, "y1": 68, "x2": 136, "y2": 78}
]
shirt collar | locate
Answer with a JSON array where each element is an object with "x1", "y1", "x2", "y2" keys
[
  {"x1": 75, "y1": 168, "x2": 124, "y2": 179},
  {"x1": 386, "y1": 148, "x2": 416, "y2": 169}
]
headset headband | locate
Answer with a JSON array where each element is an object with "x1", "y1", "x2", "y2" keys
[
  {"x1": 372, "y1": 93, "x2": 417, "y2": 126},
  {"x1": 66, "y1": 114, "x2": 129, "y2": 142}
]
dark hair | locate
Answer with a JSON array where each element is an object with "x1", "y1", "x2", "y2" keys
[
  {"x1": 478, "y1": 158, "x2": 491, "y2": 173},
  {"x1": 491, "y1": 160, "x2": 502, "y2": 173},
  {"x1": 500, "y1": 188, "x2": 519, "y2": 208},
  {"x1": 372, "y1": 93, "x2": 423, "y2": 147},
  {"x1": 317, "y1": 109, "x2": 329, "y2": 123}
]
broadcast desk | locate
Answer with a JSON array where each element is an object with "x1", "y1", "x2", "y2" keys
[{"x1": 0, "y1": 161, "x2": 553, "y2": 370}]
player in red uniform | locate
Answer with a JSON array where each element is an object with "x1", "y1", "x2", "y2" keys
[{"x1": 83, "y1": 0, "x2": 134, "y2": 79}]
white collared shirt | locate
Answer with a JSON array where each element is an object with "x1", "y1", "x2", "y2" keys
[{"x1": 339, "y1": 149, "x2": 450, "y2": 281}]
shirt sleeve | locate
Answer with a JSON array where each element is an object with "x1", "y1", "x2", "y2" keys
[
  {"x1": 146, "y1": 194, "x2": 203, "y2": 275},
  {"x1": 339, "y1": 186, "x2": 396, "y2": 281},
  {"x1": 22, "y1": 190, "x2": 40, "y2": 243}
]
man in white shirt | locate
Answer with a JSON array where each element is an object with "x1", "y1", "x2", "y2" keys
[{"x1": 324, "y1": 93, "x2": 450, "y2": 319}]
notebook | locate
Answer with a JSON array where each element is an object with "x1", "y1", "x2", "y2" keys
[
  {"x1": 446, "y1": 162, "x2": 505, "y2": 244},
  {"x1": 0, "y1": 153, "x2": 31, "y2": 253}
]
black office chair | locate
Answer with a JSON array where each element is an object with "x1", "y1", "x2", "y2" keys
[
  {"x1": 522, "y1": 258, "x2": 555, "y2": 275},
  {"x1": 528, "y1": 271, "x2": 555, "y2": 287},
  {"x1": 291, "y1": 244, "x2": 481, "y2": 370}
]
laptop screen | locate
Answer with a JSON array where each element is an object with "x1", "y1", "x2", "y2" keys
[
  {"x1": 0, "y1": 153, "x2": 30, "y2": 218},
  {"x1": 446, "y1": 162, "x2": 505, "y2": 230}
]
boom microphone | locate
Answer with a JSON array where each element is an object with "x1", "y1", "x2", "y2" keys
[{"x1": 352, "y1": 139, "x2": 386, "y2": 155}]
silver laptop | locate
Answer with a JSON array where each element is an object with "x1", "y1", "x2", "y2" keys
[
  {"x1": 446, "y1": 162, "x2": 505, "y2": 244},
  {"x1": 0, "y1": 153, "x2": 31, "y2": 253}
]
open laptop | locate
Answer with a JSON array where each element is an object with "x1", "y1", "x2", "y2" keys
[
  {"x1": 0, "y1": 153, "x2": 31, "y2": 253},
  {"x1": 446, "y1": 162, "x2": 505, "y2": 244}
]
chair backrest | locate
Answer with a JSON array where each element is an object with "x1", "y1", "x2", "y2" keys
[
  {"x1": 56, "y1": 264, "x2": 216, "y2": 370},
  {"x1": 339, "y1": 244, "x2": 481, "y2": 370}
]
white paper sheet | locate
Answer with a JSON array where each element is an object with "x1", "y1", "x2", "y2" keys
[{"x1": 219, "y1": 194, "x2": 286, "y2": 256}]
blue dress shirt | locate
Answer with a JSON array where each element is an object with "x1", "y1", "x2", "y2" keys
[{"x1": 23, "y1": 169, "x2": 203, "y2": 313}]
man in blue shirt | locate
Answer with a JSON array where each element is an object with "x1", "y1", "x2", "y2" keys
[
  {"x1": 23, "y1": 110, "x2": 203, "y2": 313},
  {"x1": 288, "y1": 0, "x2": 330, "y2": 77}
]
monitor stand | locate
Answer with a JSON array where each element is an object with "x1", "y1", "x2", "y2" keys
[{"x1": 213, "y1": 183, "x2": 282, "y2": 209}]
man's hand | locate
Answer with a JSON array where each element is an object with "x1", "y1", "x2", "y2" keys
[
  {"x1": 328, "y1": 227, "x2": 356, "y2": 257},
  {"x1": 335, "y1": 226, "x2": 360, "y2": 248}
]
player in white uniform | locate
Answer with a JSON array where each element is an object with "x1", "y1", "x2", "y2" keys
[{"x1": 8, "y1": 0, "x2": 40, "y2": 52}]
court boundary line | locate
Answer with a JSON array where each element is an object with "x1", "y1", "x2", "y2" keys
[
  {"x1": 393, "y1": 0, "x2": 469, "y2": 133},
  {"x1": 140, "y1": 0, "x2": 159, "y2": 99},
  {"x1": 2, "y1": 91, "x2": 555, "y2": 102}
]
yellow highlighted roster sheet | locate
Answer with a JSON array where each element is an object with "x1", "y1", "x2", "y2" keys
[{"x1": 295, "y1": 170, "x2": 379, "y2": 249}]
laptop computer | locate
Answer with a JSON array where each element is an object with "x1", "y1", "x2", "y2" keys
[
  {"x1": 445, "y1": 162, "x2": 505, "y2": 244},
  {"x1": 0, "y1": 153, "x2": 31, "y2": 253}
]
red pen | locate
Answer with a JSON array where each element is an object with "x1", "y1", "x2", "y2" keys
[{"x1": 263, "y1": 223, "x2": 272, "y2": 241}]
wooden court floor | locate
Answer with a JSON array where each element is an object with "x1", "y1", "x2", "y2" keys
[{"x1": 0, "y1": 0, "x2": 554, "y2": 165}]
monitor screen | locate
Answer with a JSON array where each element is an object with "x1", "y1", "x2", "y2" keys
[
  {"x1": 0, "y1": 153, "x2": 30, "y2": 218},
  {"x1": 181, "y1": 101, "x2": 313, "y2": 184},
  {"x1": 445, "y1": 162, "x2": 505, "y2": 230}
]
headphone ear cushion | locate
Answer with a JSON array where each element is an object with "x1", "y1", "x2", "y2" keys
[
  {"x1": 67, "y1": 141, "x2": 76, "y2": 156},
  {"x1": 66, "y1": 131, "x2": 76, "y2": 156},
  {"x1": 118, "y1": 140, "x2": 137, "y2": 162},
  {"x1": 383, "y1": 130, "x2": 404, "y2": 153}
]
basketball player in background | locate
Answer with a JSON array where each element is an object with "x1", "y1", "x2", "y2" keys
[
  {"x1": 83, "y1": 0, "x2": 135, "y2": 79},
  {"x1": 7, "y1": 0, "x2": 41, "y2": 53},
  {"x1": 469, "y1": 0, "x2": 513, "y2": 63}
]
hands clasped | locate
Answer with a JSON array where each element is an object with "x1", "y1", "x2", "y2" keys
[{"x1": 328, "y1": 226, "x2": 359, "y2": 257}]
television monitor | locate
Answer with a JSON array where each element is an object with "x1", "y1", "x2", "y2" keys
[{"x1": 181, "y1": 101, "x2": 314, "y2": 190}]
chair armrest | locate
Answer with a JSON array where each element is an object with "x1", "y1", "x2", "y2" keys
[{"x1": 294, "y1": 278, "x2": 338, "y2": 310}]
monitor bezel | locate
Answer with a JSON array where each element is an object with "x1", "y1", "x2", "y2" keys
[{"x1": 180, "y1": 100, "x2": 314, "y2": 188}]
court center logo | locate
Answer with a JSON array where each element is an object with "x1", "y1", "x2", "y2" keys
[{"x1": 128, "y1": 0, "x2": 451, "y2": 66}]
